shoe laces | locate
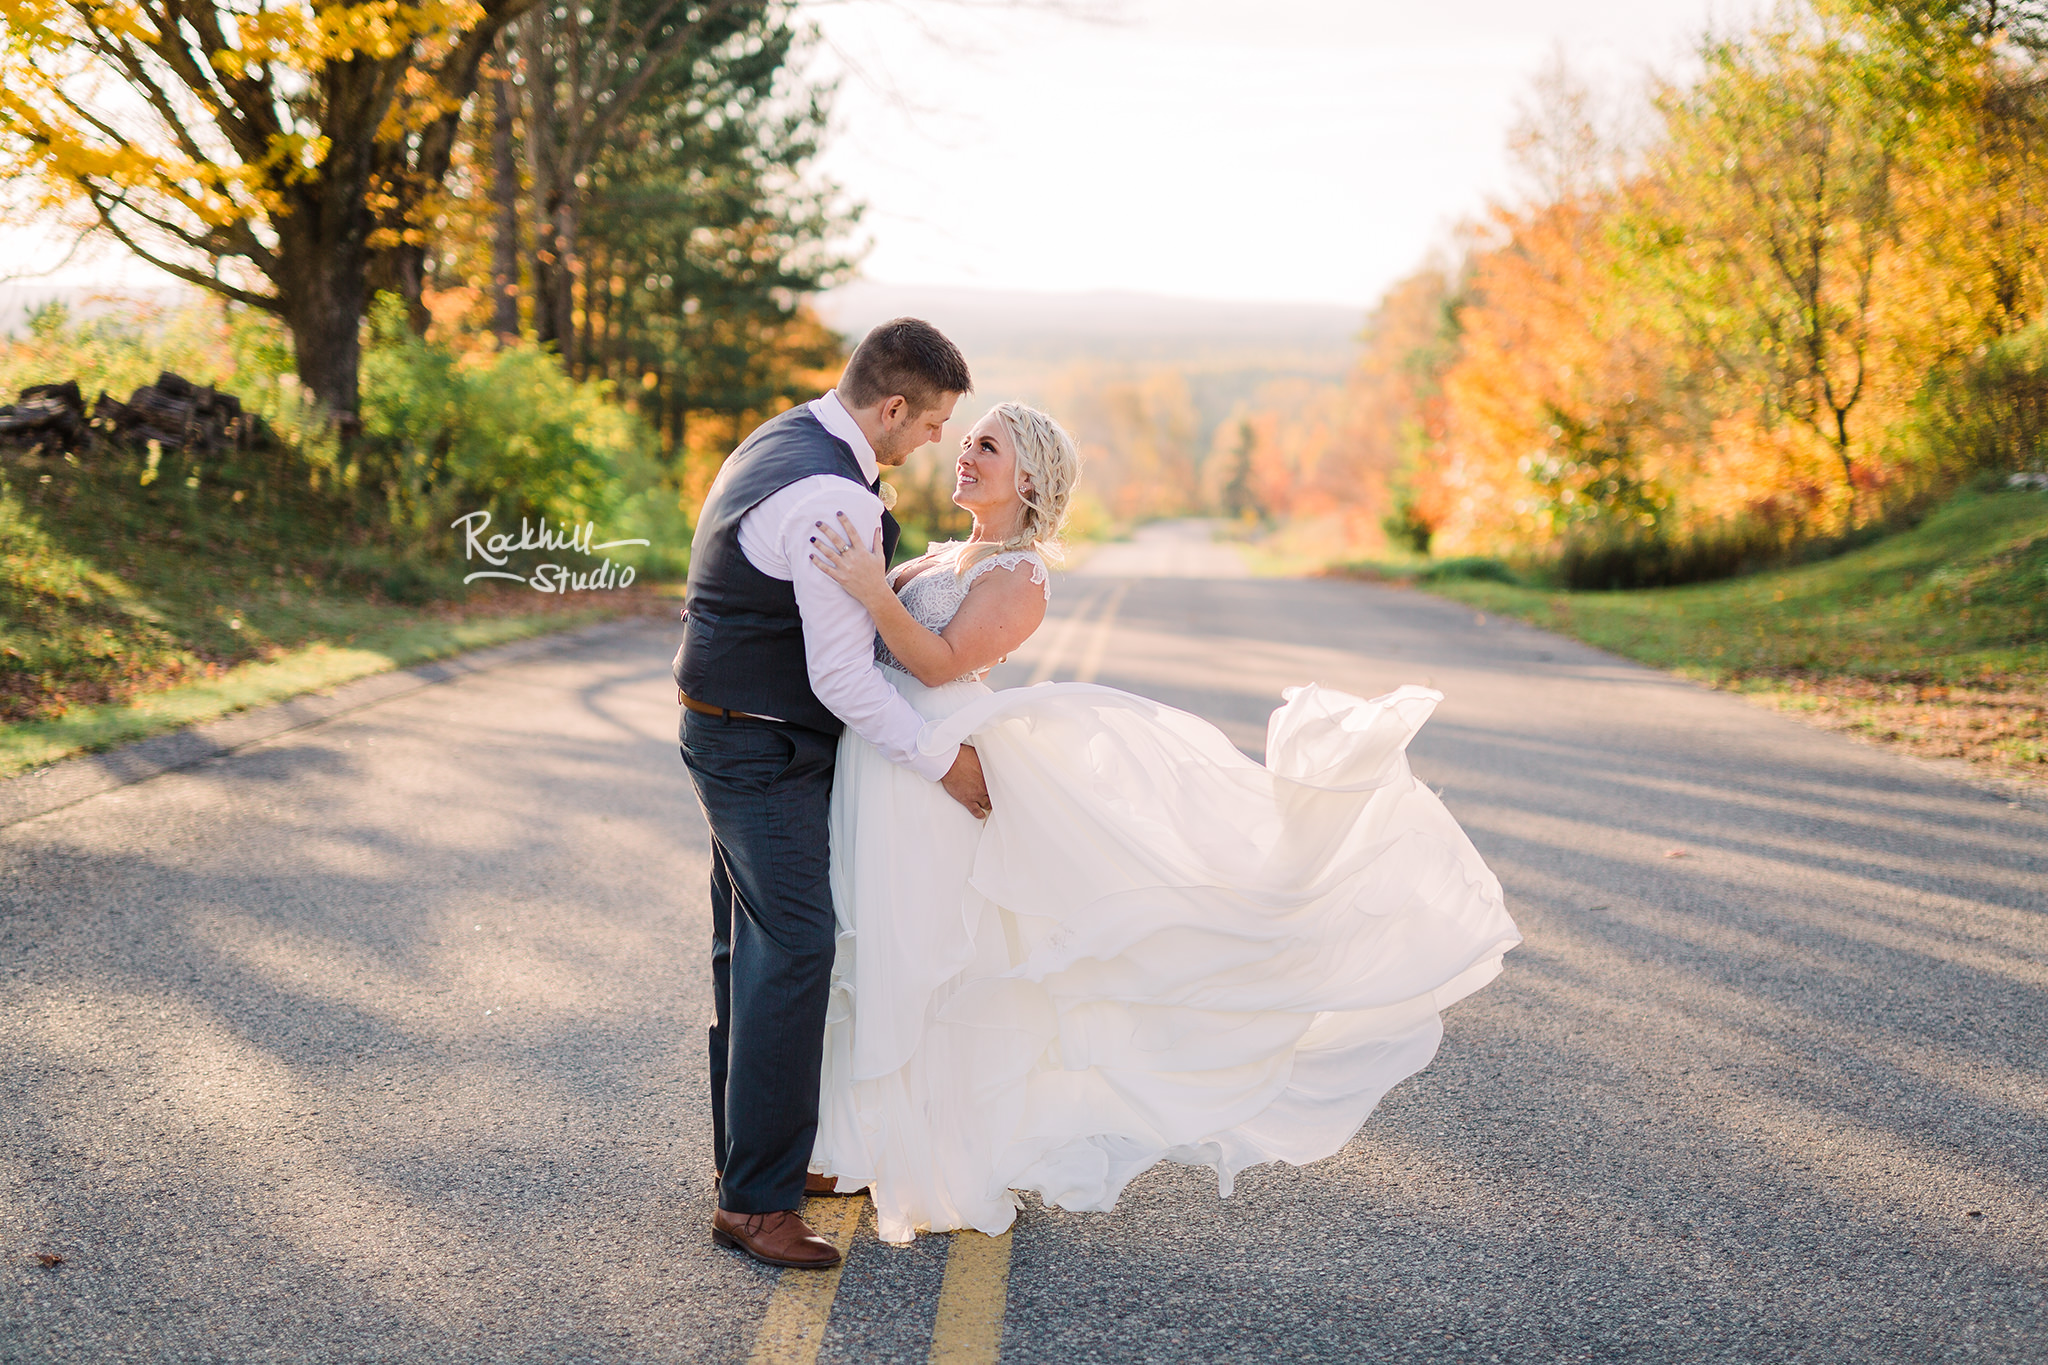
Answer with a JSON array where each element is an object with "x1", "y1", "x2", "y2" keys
[{"x1": 726, "y1": 1209, "x2": 799, "y2": 1237}]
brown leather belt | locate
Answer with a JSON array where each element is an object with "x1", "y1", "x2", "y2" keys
[{"x1": 678, "y1": 689, "x2": 768, "y2": 721}]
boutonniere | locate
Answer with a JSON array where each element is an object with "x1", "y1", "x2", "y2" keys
[{"x1": 877, "y1": 481, "x2": 898, "y2": 510}]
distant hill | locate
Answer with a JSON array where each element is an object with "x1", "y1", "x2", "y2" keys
[
  {"x1": 813, "y1": 282, "x2": 1363, "y2": 371},
  {"x1": 814, "y1": 283, "x2": 1365, "y2": 460},
  {"x1": 0, "y1": 282, "x2": 203, "y2": 336}
]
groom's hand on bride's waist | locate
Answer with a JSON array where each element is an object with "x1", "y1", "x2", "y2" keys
[{"x1": 940, "y1": 744, "x2": 990, "y2": 820}]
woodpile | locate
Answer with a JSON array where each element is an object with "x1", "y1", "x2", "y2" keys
[
  {"x1": 0, "y1": 380, "x2": 86, "y2": 449},
  {"x1": 94, "y1": 372, "x2": 249, "y2": 451},
  {"x1": 0, "y1": 371, "x2": 252, "y2": 452}
]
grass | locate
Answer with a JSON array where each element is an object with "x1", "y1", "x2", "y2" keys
[
  {"x1": 1345, "y1": 487, "x2": 2048, "y2": 786},
  {"x1": 1, "y1": 435, "x2": 671, "y2": 779}
]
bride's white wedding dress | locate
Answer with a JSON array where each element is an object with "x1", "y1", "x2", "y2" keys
[{"x1": 814, "y1": 545, "x2": 1520, "y2": 1244}]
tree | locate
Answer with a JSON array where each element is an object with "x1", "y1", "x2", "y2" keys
[
  {"x1": 572, "y1": 8, "x2": 848, "y2": 386},
  {"x1": 1219, "y1": 418, "x2": 1259, "y2": 521},
  {"x1": 515, "y1": 0, "x2": 769, "y2": 358},
  {"x1": 1217, "y1": 0, "x2": 2048, "y2": 569},
  {"x1": 1853, "y1": 0, "x2": 2048, "y2": 340},
  {"x1": 1077, "y1": 372, "x2": 1201, "y2": 520},
  {"x1": 1348, "y1": 265, "x2": 1463, "y2": 553},
  {"x1": 0, "y1": 0, "x2": 535, "y2": 420},
  {"x1": 472, "y1": 1, "x2": 853, "y2": 473},
  {"x1": 1644, "y1": 9, "x2": 1911, "y2": 514},
  {"x1": 488, "y1": 71, "x2": 523, "y2": 340}
]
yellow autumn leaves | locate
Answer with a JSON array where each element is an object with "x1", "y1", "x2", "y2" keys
[{"x1": 0, "y1": 0, "x2": 484, "y2": 253}]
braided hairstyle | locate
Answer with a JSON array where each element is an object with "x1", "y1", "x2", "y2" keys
[{"x1": 954, "y1": 402, "x2": 1082, "y2": 576}]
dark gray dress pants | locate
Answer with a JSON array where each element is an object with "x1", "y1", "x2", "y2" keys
[{"x1": 679, "y1": 709, "x2": 839, "y2": 1214}]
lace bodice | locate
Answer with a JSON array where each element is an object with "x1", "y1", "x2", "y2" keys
[{"x1": 876, "y1": 545, "x2": 1051, "y2": 682}]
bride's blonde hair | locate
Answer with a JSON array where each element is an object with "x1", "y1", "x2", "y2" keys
[{"x1": 953, "y1": 402, "x2": 1081, "y2": 576}]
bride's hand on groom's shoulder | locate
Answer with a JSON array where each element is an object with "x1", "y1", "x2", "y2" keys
[{"x1": 809, "y1": 512, "x2": 894, "y2": 611}]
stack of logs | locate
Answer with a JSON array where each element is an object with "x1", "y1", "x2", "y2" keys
[
  {"x1": 0, "y1": 372, "x2": 251, "y2": 452},
  {"x1": 0, "y1": 380, "x2": 85, "y2": 449}
]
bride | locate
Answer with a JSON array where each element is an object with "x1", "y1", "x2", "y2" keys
[{"x1": 805, "y1": 401, "x2": 1520, "y2": 1245}]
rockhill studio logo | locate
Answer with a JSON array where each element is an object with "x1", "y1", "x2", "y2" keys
[{"x1": 453, "y1": 511, "x2": 651, "y2": 592}]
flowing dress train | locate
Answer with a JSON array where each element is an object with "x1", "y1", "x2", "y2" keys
[{"x1": 813, "y1": 548, "x2": 1520, "y2": 1244}]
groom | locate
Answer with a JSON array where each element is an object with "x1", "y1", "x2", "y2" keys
[{"x1": 673, "y1": 318, "x2": 988, "y2": 1270}]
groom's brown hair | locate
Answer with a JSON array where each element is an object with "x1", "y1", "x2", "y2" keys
[{"x1": 839, "y1": 318, "x2": 973, "y2": 415}]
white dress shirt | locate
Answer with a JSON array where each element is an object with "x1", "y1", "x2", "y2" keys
[{"x1": 732, "y1": 390, "x2": 959, "y2": 782}]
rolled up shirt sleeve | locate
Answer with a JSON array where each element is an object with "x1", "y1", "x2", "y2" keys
[{"x1": 764, "y1": 478, "x2": 961, "y2": 782}]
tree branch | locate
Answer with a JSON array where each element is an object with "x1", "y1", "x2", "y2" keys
[{"x1": 84, "y1": 191, "x2": 279, "y2": 310}]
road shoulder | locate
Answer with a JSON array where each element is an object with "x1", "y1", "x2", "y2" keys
[{"x1": 0, "y1": 616, "x2": 649, "y2": 828}]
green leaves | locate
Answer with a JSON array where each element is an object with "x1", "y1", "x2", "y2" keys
[{"x1": 357, "y1": 292, "x2": 660, "y2": 538}]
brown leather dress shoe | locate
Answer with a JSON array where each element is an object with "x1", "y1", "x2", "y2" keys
[{"x1": 712, "y1": 1208, "x2": 842, "y2": 1270}]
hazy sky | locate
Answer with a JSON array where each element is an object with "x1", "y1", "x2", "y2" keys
[
  {"x1": 3, "y1": 0, "x2": 1733, "y2": 312},
  {"x1": 807, "y1": 0, "x2": 1729, "y2": 307}
]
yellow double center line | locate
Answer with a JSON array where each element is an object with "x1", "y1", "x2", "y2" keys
[
  {"x1": 931, "y1": 1226, "x2": 1014, "y2": 1364},
  {"x1": 745, "y1": 1197, "x2": 1014, "y2": 1365},
  {"x1": 742, "y1": 1198, "x2": 862, "y2": 1365},
  {"x1": 1026, "y1": 581, "x2": 1129, "y2": 686},
  {"x1": 746, "y1": 578, "x2": 1099, "y2": 1361}
]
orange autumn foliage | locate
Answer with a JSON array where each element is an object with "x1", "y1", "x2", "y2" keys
[{"x1": 1429, "y1": 195, "x2": 1680, "y2": 555}]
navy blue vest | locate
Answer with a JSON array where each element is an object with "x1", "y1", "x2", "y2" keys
[{"x1": 672, "y1": 404, "x2": 900, "y2": 734}]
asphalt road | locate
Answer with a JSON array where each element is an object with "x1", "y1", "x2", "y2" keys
[{"x1": 4, "y1": 524, "x2": 2045, "y2": 1363}]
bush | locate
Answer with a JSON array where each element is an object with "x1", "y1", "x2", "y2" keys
[
  {"x1": 1904, "y1": 320, "x2": 2048, "y2": 482},
  {"x1": 1555, "y1": 528, "x2": 1756, "y2": 590},
  {"x1": 357, "y1": 295, "x2": 679, "y2": 573},
  {"x1": 1556, "y1": 521, "x2": 1774, "y2": 591},
  {"x1": 1381, "y1": 496, "x2": 1434, "y2": 555},
  {"x1": 3, "y1": 298, "x2": 276, "y2": 404},
  {"x1": 5, "y1": 293, "x2": 688, "y2": 582},
  {"x1": 1414, "y1": 555, "x2": 1519, "y2": 585},
  {"x1": 1518, "y1": 402, "x2": 1671, "y2": 542},
  {"x1": 1547, "y1": 511, "x2": 1915, "y2": 591}
]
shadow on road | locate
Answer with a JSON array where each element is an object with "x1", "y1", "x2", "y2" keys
[
  {"x1": 2, "y1": 630, "x2": 764, "y2": 1362},
  {"x1": 5, "y1": 592, "x2": 2045, "y2": 1363},
  {"x1": 990, "y1": 571, "x2": 2047, "y2": 1362}
]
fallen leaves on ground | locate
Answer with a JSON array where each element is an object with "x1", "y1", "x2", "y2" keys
[{"x1": 1744, "y1": 674, "x2": 2047, "y2": 787}]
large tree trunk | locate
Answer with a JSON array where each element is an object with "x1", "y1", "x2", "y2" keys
[
  {"x1": 533, "y1": 193, "x2": 579, "y2": 362},
  {"x1": 292, "y1": 0, "x2": 528, "y2": 412},
  {"x1": 520, "y1": 17, "x2": 575, "y2": 358},
  {"x1": 363, "y1": 245, "x2": 430, "y2": 334},
  {"x1": 575, "y1": 245, "x2": 593, "y2": 378},
  {"x1": 276, "y1": 213, "x2": 371, "y2": 427},
  {"x1": 491, "y1": 73, "x2": 523, "y2": 340},
  {"x1": 283, "y1": 293, "x2": 366, "y2": 431},
  {"x1": 270, "y1": 67, "x2": 386, "y2": 426}
]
